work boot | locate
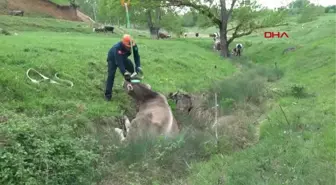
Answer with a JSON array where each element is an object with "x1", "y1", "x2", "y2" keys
[{"x1": 104, "y1": 95, "x2": 112, "y2": 101}]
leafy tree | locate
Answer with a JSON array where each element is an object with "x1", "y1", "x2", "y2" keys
[
  {"x1": 165, "y1": 0, "x2": 287, "y2": 57},
  {"x1": 325, "y1": 5, "x2": 336, "y2": 13},
  {"x1": 98, "y1": 0, "x2": 184, "y2": 38},
  {"x1": 75, "y1": 0, "x2": 98, "y2": 21},
  {"x1": 297, "y1": 3, "x2": 325, "y2": 23},
  {"x1": 288, "y1": 0, "x2": 310, "y2": 9},
  {"x1": 182, "y1": 11, "x2": 198, "y2": 27},
  {"x1": 0, "y1": 0, "x2": 8, "y2": 11},
  {"x1": 287, "y1": 0, "x2": 313, "y2": 15},
  {"x1": 98, "y1": 0, "x2": 135, "y2": 26},
  {"x1": 160, "y1": 10, "x2": 186, "y2": 36}
]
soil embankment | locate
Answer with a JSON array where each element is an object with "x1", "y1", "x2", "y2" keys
[{"x1": 5, "y1": 0, "x2": 94, "y2": 23}]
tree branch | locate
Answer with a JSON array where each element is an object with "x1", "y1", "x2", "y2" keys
[
  {"x1": 227, "y1": 27, "x2": 236, "y2": 32},
  {"x1": 227, "y1": 0, "x2": 237, "y2": 17},
  {"x1": 227, "y1": 30, "x2": 251, "y2": 44},
  {"x1": 167, "y1": 0, "x2": 222, "y2": 26},
  {"x1": 220, "y1": 0, "x2": 226, "y2": 11}
]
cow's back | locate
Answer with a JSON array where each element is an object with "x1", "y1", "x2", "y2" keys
[{"x1": 135, "y1": 94, "x2": 179, "y2": 136}]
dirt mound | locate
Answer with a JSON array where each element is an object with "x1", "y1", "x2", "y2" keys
[
  {"x1": 6, "y1": 0, "x2": 93, "y2": 22},
  {"x1": 168, "y1": 91, "x2": 261, "y2": 148},
  {"x1": 76, "y1": 9, "x2": 95, "y2": 24}
]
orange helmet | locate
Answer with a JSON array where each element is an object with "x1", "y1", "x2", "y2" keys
[{"x1": 122, "y1": 34, "x2": 135, "y2": 48}]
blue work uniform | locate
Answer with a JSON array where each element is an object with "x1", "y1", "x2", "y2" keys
[{"x1": 104, "y1": 41, "x2": 141, "y2": 100}]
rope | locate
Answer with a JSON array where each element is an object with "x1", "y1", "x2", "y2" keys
[
  {"x1": 26, "y1": 68, "x2": 73, "y2": 87},
  {"x1": 123, "y1": 2, "x2": 144, "y2": 81},
  {"x1": 212, "y1": 93, "x2": 219, "y2": 140},
  {"x1": 123, "y1": 3, "x2": 135, "y2": 75}
]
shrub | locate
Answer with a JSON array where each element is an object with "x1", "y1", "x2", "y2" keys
[
  {"x1": 210, "y1": 68, "x2": 267, "y2": 110},
  {"x1": 297, "y1": 5, "x2": 324, "y2": 23},
  {"x1": 290, "y1": 83, "x2": 308, "y2": 98},
  {"x1": 0, "y1": 115, "x2": 99, "y2": 185}
]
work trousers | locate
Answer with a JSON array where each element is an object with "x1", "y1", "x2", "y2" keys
[{"x1": 104, "y1": 58, "x2": 135, "y2": 99}]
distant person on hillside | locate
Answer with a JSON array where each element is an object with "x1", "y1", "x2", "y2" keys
[
  {"x1": 235, "y1": 43, "x2": 243, "y2": 56},
  {"x1": 104, "y1": 34, "x2": 142, "y2": 101},
  {"x1": 232, "y1": 48, "x2": 237, "y2": 56}
]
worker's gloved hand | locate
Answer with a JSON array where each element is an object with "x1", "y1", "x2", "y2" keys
[{"x1": 124, "y1": 71, "x2": 131, "y2": 81}]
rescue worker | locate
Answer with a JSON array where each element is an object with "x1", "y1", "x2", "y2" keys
[
  {"x1": 232, "y1": 48, "x2": 237, "y2": 56},
  {"x1": 104, "y1": 34, "x2": 142, "y2": 101},
  {"x1": 235, "y1": 43, "x2": 243, "y2": 56}
]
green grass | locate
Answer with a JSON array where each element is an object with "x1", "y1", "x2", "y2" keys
[
  {"x1": 0, "y1": 13, "x2": 335, "y2": 185},
  {"x1": 0, "y1": 16, "x2": 236, "y2": 184},
  {"x1": 186, "y1": 26, "x2": 218, "y2": 33},
  {"x1": 183, "y1": 14, "x2": 336, "y2": 185},
  {"x1": 0, "y1": 31, "x2": 234, "y2": 117},
  {"x1": 0, "y1": 15, "x2": 152, "y2": 37},
  {"x1": 0, "y1": 15, "x2": 92, "y2": 33},
  {"x1": 49, "y1": 0, "x2": 70, "y2": 6}
]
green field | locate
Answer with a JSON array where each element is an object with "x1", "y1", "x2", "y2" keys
[
  {"x1": 0, "y1": 13, "x2": 335, "y2": 185},
  {"x1": 0, "y1": 15, "x2": 91, "y2": 33},
  {"x1": 50, "y1": 0, "x2": 70, "y2": 6},
  {"x1": 185, "y1": 14, "x2": 336, "y2": 185}
]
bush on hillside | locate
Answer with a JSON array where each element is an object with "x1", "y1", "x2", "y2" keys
[
  {"x1": 208, "y1": 61, "x2": 284, "y2": 114},
  {"x1": 325, "y1": 5, "x2": 336, "y2": 13},
  {"x1": 256, "y1": 64, "x2": 284, "y2": 82},
  {"x1": 0, "y1": 114, "x2": 100, "y2": 185},
  {"x1": 290, "y1": 83, "x2": 310, "y2": 98},
  {"x1": 297, "y1": 5, "x2": 325, "y2": 23},
  {"x1": 212, "y1": 71, "x2": 266, "y2": 108},
  {"x1": 0, "y1": 28, "x2": 11, "y2": 35}
]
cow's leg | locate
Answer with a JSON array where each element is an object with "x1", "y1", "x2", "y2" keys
[
  {"x1": 114, "y1": 128, "x2": 126, "y2": 141},
  {"x1": 113, "y1": 115, "x2": 132, "y2": 142},
  {"x1": 124, "y1": 115, "x2": 131, "y2": 133}
]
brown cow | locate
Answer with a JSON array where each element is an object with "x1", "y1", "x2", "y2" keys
[
  {"x1": 209, "y1": 32, "x2": 219, "y2": 41},
  {"x1": 114, "y1": 81, "x2": 180, "y2": 142},
  {"x1": 9, "y1": 10, "x2": 24, "y2": 16},
  {"x1": 158, "y1": 32, "x2": 171, "y2": 39},
  {"x1": 93, "y1": 25, "x2": 114, "y2": 33}
]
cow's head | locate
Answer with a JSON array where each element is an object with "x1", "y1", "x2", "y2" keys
[{"x1": 123, "y1": 80, "x2": 157, "y2": 102}]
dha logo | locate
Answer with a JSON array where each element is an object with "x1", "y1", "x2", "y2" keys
[{"x1": 264, "y1": 32, "x2": 289, "y2": 39}]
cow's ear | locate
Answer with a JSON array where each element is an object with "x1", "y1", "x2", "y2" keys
[
  {"x1": 145, "y1": 84, "x2": 151, "y2": 89},
  {"x1": 126, "y1": 83, "x2": 133, "y2": 91}
]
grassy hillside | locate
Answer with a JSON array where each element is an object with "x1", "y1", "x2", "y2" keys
[
  {"x1": 0, "y1": 13, "x2": 335, "y2": 185},
  {"x1": 0, "y1": 14, "x2": 236, "y2": 184},
  {"x1": 0, "y1": 15, "x2": 91, "y2": 33},
  {"x1": 0, "y1": 30, "x2": 234, "y2": 116},
  {"x1": 0, "y1": 15, "x2": 151, "y2": 37},
  {"x1": 184, "y1": 14, "x2": 336, "y2": 185},
  {"x1": 50, "y1": 0, "x2": 70, "y2": 6}
]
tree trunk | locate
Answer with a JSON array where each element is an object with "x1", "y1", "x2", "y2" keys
[
  {"x1": 92, "y1": 5, "x2": 97, "y2": 21},
  {"x1": 219, "y1": 0, "x2": 230, "y2": 57},
  {"x1": 156, "y1": 7, "x2": 161, "y2": 24},
  {"x1": 146, "y1": 10, "x2": 153, "y2": 30},
  {"x1": 219, "y1": 27, "x2": 229, "y2": 57},
  {"x1": 146, "y1": 10, "x2": 159, "y2": 39}
]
